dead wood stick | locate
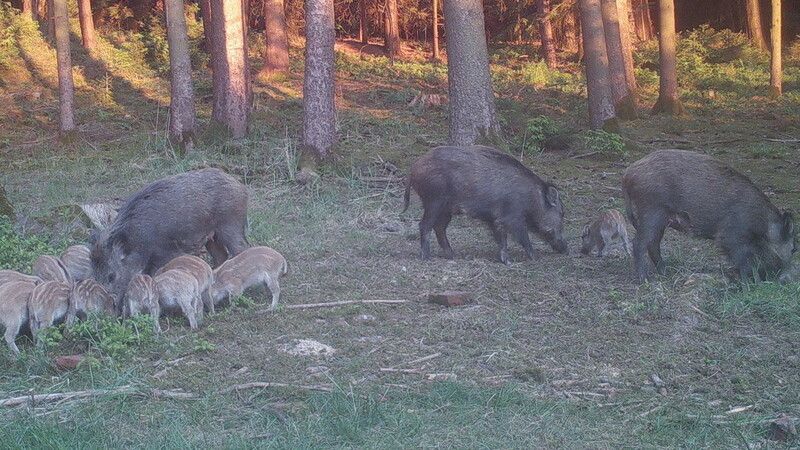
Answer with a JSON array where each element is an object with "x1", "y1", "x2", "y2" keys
[
  {"x1": 570, "y1": 151, "x2": 599, "y2": 159},
  {"x1": 379, "y1": 368, "x2": 424, "y2": 374},
  {"x1": 402, "y1": 352, "x2": 442, "y2": 367},
  {"x1": 256, "y1": 299, "x2": 409, "y2": 314},
  {"x1": 0, "y1": 386, "x2": 198, "y2": 407},
  {"x1": 217, "y1": 382, "x2": 333, "y2": 394}
]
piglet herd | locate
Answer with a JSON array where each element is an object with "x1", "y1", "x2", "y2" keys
[
  {"x1": 1, "y1": 148, "x2": 798, "y2": 355},
  {"x1": 0, "y1": 168, "x2": 288, "y2": 354}
]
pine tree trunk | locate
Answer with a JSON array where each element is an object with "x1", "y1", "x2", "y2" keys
[
  {"x1": 769, "y1": 0, "x2": 781, "y2": 98},
  {"x1": 601, "y1": 0, "x2": 635, "y2": 119},
  {"x1": 210, "y1": 0, "x2": 251, "y2": 138},
  {"x1": 21, "y1": 0, "x2": 34, "y2": 19},
  {"x1": 77, "y1": 0, "x2": 97, "y2": 49},
  {"x1": 432, "y1": 0, "x2": 440, "y2": 60},
  {"x1": 359, "y1": 0, "x2": 369, "y2": 44},
  {"x1": 745, "y1": 0, "x2": 768, "y2": 50},
  {"x1": 562, "y1": 7, "x2": 579, "y2": 54},
  {"x1": 536, "y1": 0, "x2": 557, "y2": 68},
  {"x1": 616, "y1": 0, "x2": 637, "y2": 95},
  {"x1": 47, "y1": 0, "x2": 55, "y2": 42},
  {"x1": 53, "y1": 0, "x2": 76, "y2": 137},
  {"x1": 631, "y1": 0, "x2": 654, "y2": 41},
  {"x1": 198, "y1": 0, "x2": 213, "y2": 53},
  {"x1": 443, "y1": 0, "x2": 502, "y2": 147},
  {"x1": 580, "y1": 0, "x2": 617, "y2": 130},
  {"x1": 651, "y1": 0, "x2": 683, "y2": 115},
  {"x1": 260, "y1": 0, "x2": 289, "y2": 78},
  {"x1": 302, "y1": 0, "x2": 337, "y2": 163},
  {"x1": 384, "y1": 0, "x2": 401, "y2": 61},
  {"x1": 165, "y1": 0, "x2": 196, "y2": 153}
]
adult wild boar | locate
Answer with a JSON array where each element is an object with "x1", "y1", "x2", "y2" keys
[
  {"x1": 91, "y1": 168, "x2": 249, "y2": 312},
  {"x1": 403, "y1": 145, "x2": 568, "y2": 264},
  {"x1": 623, "y1": 149, "x2": 796, "y2": 282}
]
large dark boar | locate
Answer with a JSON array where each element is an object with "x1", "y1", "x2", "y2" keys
[
  {"x1": 91, "y1": 168, "x2": 249, "y2": 313},
  {"x1": 623, "y1": 149, "x2": 796, "y2": 282},
  {"x1": 403, "y1": 145, "x2": 568, "y2": 264}
]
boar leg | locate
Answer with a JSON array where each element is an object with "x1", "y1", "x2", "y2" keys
[
  {"x1": 632, "y1": 211, "x2": 668, "y2": 281},
  {"x1": 148, "y1": 302, "x2": 162, "y2": 333},
  {"x1": 512, "y1": 228, "x2": 540, "y2": 262},
  {"x1": 206, "y1": 237, "x2": 229, "y2": 266},
  {"x1": 264, "y1": 275, "x2": 281, "y2": 311},
  {"x1": 5, "y1": 323, "x2": 21, "y2": 355},
  {"x1": 418, "y1": 205, "x2": 445, "y2": 260},
  {"x1": 215, "y1": 224, "x2": 250, "y2": 260},
  {"x1": 433, "y1": 213, "x2": 454, "y2": 259},
  {"x1": 619, "y1": 229, "x2": 632, "y2": 256},
  {"x1": 489, "y1": 222, "x2": 511, "y2": 265},
  {"x1": 177, "y1": 295, "x2": 199, "y2": 329}
]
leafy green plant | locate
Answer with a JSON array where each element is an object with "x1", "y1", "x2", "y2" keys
[
  {"x1": 0, "y1": 217, "x2": 56, "y2": 272},
  {"x1": 69, "y1": 314, "x2": 156, "y2": 358},
  {"x1": 519, "y1": 115, "x2": 562, "y2": 154},
  {"x1": 581, "y1": 130, "x2": 625, "y2": 156}
]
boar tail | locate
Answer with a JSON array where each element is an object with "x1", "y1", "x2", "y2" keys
[
  {"x1": 625, "y1": 201, "x2": 639, "y2": 230},
  {"x1": 402, "y1": 180, "x2": 412, "y2": 213}
]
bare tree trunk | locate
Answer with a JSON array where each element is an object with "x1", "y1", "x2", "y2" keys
[
  {"x1": 21, "y1": 0, "x2": 34, "y2": 19},
  {"x1": 745, "y1": 0, "x2": 768, "y2": 50},
  {"x1": 579, "y1": 0, "x2": 617, "y2": 130},
  {"x1": 562, "y1": 7, "x2": 580, "y2": 54},
  {"x1": 651, "y1": 0, "x2": 683, "y2": 115},
  {"x1": 443, "y1": 0, "x2": 502, "y2": 146},
  {"x1": 601, "y1": 0, "x2": 635, "y2": 119},
  {"x1": 359, "y1": 0, "x2": 369, "y2": 44},
  {"x1": 631, "y1": 0, "x2": 654, "y2": 41},
  {"x1": 302, "y1": 0, "x2": 337, "y2": 163},
  {"x1": 432, "y1": 0, "x2": 440, "y2": 60},
  {"x1": 210, "y1": 0, "x2": 251, "y2": 138},
  {"x1": 384, "y1": 0, "x2": 401, "y2": 61},
  {"x1": 77, "y1": 0, "x2": 97, "y2": 49},
  {"x1": 165, "y1": 0, "x2": 196, "y2": 154},
  {"x1": 53, "y1": 0, "x2": 76, "y2": 137},
  {"x1": 259, "y1": 0, "x2": 289, "y2": 78},
  {"x1": 536, "y1": 0, "x2": 557, "y2": 68},
  {"x1": 47, "y1": 0, "x2": 55, "y2": 42},
  {"x1": 616, "y1": 0, "x2": 637, "y2": 95},
  {"x1": 769, "y1": 0, "x2": 781, "y2": 98},
  {"x1": 198, "y1": 0, "x2": 213, "y2": 52}
]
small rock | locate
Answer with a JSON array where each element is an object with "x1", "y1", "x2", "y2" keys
[
  {"x1": 428, "y1": 291, "x2": 474, "y2": 307},
  {"x1": 356, "y1": 314, "x2": 376, "y2": 321},
  {"x1": 279, "y1": 339, "x2": 336, "y2": 357},
  {"x1": 55, "y1": 355, "x2": 87, "y2": 370},
  {"x1": 425, "y1": 373, "x2": 457, "y2": 382}
]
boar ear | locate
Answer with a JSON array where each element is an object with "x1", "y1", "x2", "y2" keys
[
  {"x1": 582, "y1": 225, "x2": 590, "y2": 236},
  {"x1": 783, "y1": 211, "x2": 795, "y2": 237},
  {"x1": 545, "y1": 186, "x2": 560, "y2": 207}
]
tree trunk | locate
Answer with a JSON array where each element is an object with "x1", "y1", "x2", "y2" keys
[
  {"x1": 601, "y1": 0, "x2": 635, "y2": 119},
  {"x1": 384, "y1": 0, "x2": 401, "y2": 61},
  {"x1": 536, "y1": 0, "x2": 557, "y2": 68},
  {"x1": 651, "y1": 0, "x2": 683, "y2": 115},
  {"x1": 562, "y1": 7, "x2": 580, "y2": 54},
  {"x1": 631, "y1": 0, "x2": 654, "y2": 41},
  {"x1": 165, "y1": 0, "x2": 196, "y2": 154},
  {"x1": 580, "y1": 0, "x2": 617, "y2": 130},
  {"x1": 443, "y1": 0, "x2": 502, "y2": 147},
  {"x1": 616, "y1": 0, "x2": 637, "y2": 95},
  {"x1": 745, "y1": 0, "x2": 768, "y2": 50},
  {"x1": 432, "y1": 0, "x2": 440, "y2": 60},
  {"x1": 77, "y1": 0, "x2": 97, "y2": 49},
  {"x1": 47, "y1": 0, "x2": 55, "y2": 42},
  {"x1": 198, "y1": 0, "x2": 213, "y2": 53},
  {"x1": 53, "y1": 0, "x2": 76, "y2": 137},
  {"x1": 769, "y1": 0, "x2": 781, "y2": 98},
  {"x1": 210, "y1": 0, "x2": 251, "y2": 138},
  {"x1": 260, "y1": 0, "x2": 290, "y2": 78},
  {"x1": 359, "y1": 0, "x2": 369, "y2": 44},
  {"x1": 21, "y1": 0, "x2": 34, "y2": 19},
  {"x1": 302, "y1": 0, "x2": 337, "y2": 163}
]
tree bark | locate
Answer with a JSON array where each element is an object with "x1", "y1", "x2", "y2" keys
[
  {"x1": 198, "y1": 0, "x2": 213, "y2": 53},
  {"x1": 579, "y1": 0, "x2": 617, "y2": 130},
  {"x1": 536, "y1": 0, "x2": 557, "y2": 68},
  {"x1": 302, "y1": 0, "x2": 337, "y2": 163},
  {"x1": 651, "y1": 0, "x2": 683, "y2": 115},
  {"x1": 432, "y1": 0, "x2": 440, "y2": 60},
  {"x1": 47, "y1": 0, "x2": 55, "y2": 42},
  {"x1": 21, "y1": 0, "x2": 34, "y2": 19},
  {"x1": 631, "y1": 0, "x2": 654, "y2": 41},
  {"x1": 616, "y1": 0, "x2": 637, "y2": 95},
  {"x1": 745, "y1": 0, "x2": 768, "y2": 50},
  {"x1": 359, "y1": 0, "x2": 369, "y2": 44},
  {"x1": 384, "y1": 0, "x2": 401, "y2": 61},
  {"x1": 165, "y1": 0, "x2": 196, "y2": 154},
  {"x1": 601, "y1": 0, "x2": 635, "y2": 119},
  {"x1": 77, "y1": 0, "x2": 97, "y2": 49},
  {"x1": 562, "y1": 7, "x2": 580, "y2": 54},
  {"x1": 769, "y1": 0, "x2": 781, "y2": 98},
  {"x1": 260, "y1": 0, "x2": 290, "y2": 78},
  {"x1": 443, "y1": 0, "x2": 502, "y2": 147},
  {"x1": 210, "y1": 0, "x2": 251, "y2": 138},
  {"x1": 53, "y1": 0, "x2": 76, "y2": 137}
]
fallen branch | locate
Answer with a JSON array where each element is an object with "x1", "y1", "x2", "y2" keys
[
  {"x1": 256, "y1": 299, "x2": 409, "y2": 314},
  {"x1": 0, "y1": 386, "x2": 199, "y2": 407},
  {"x1": 217, "y1": 382, "x2": 333, "y2": 394},
  {"x1": 403, "y1": 353, "x2": 442, "y2": 367},
  {"x1": 570, "y1": 151, "x2": 599, "y2": 159},
  {"x1": 379, "y1": 368, "x2": 424, "y2": 375}
]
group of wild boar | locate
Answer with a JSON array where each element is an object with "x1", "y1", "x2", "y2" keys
[
  {"x1": 0, "y1": 147, "x2": 796, "y2": 355},
  {"x1": 0, "y1": 168, "x2": 288, "y2": 354}
]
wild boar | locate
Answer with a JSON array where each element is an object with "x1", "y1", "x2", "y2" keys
[
  {"x1": 622, "y1": 149, "x2": 796, "y2": 282},
  {"x1": 0, "y1": 280, "x2": 37, "y2": 354},
  {"x1": 61, "y1": 245, "x2": 93, "y2": 282},
  {"x1": 32, "y1": 254, "x2": 73, "y2": 286},
  {"x1": 403, "y1": 145, "x2": 568, "y2": 264},
  {"x1": 0, "y1": 270, "x2": 41, "y2": 287},
  {"x1": 71, "y1": 279, "x2": 116, "y2": 321},
  {"x1": 581, "y1": 209, "x2": 631, "y2": 257},
  {"x1": 125, "y1": 274, "x2": 161, "y2": 333},
  {"x1": 154, "y1": 269, "x2": 202, "y2": 329},
  {"x1": 91, "y1": 168, "x2": 249, "y2": 315},
  {"x1": 28, "y1": 281, "x2": 72, "y2": 344},
  {"x1": 154, "y1": 255, "x2": 214, "y2": 314},
  {"x1": 208, "y1": 246, "x2": 288, "y2": 311}
]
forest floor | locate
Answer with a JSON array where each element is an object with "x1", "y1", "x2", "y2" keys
[{"x1": 1, "y1": 12, "x2": 800, "y2": 448}]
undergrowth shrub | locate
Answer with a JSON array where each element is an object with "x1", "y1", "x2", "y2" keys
[
  {"x1": 69, "y1": 314, "x2": 156, "y2": 358},
  {"x1": 140, "y1": 3, "x2": 208, "y2": 74},
  {"x1": 0, "y1": 217, "x2": 55, "y2": 272},
  {"x1": 581, "y1": 130, "x2": 625, "y2": 156},
  {"x1": 0, "y1": 3, "x2": 38, "y2": 70},
  {"x1": 519, "y1": 115, "x2": 562, "y2": 154}
]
